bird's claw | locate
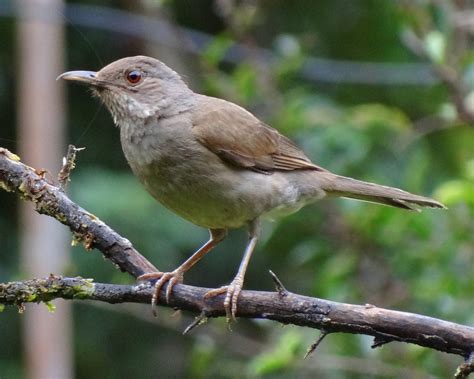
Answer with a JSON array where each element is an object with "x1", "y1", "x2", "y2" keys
[
  {"x1": 138, "y1": 270, "x2": 184, "y2": 315},
  {"x1": 204, "y1": 276, "x2": 243, "y2": 323}
]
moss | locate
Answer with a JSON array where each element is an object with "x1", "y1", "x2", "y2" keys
[
  {"x1": 71, "y1": 280, "x2": 95, "y2": 299},
  {"x1": 25, "y1": 294, "x2": 38, "y2": 302},
  {"x1": 8, "y1": 152, "x2": 20, "y2": 161},
  {"x1": 2, "y1": 278, "x2": 95, "y2": 307},
  {"x1": 0, "y1": 180, "x2": 13, "y2": 193},
  {"x1": 45, "y1": 302, "x2": 56, "y2": 313},
  {"x1": 17, "y1": 180, "x2": 31, "y2": 201},
  {"x1": 72, "y1": 230, "x2": 95, "y2": 250},
  {"x1": 55, "y1": 212, "x2": 67, "y2": 223},
  {"x1": 18, "y1": 180, "x2": 27, "y2": 194},
  {"x1": 0, "y1": 148, "x2": 20, "y2": 161}
]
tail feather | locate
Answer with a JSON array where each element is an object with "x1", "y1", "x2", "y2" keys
[{"x1": 321, "y1": 173, "x2": 446, "y2": 211}]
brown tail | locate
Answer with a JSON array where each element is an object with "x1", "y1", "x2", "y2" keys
[{"x1": 321, "y1": 173, "x2": 446, "y2": 211}]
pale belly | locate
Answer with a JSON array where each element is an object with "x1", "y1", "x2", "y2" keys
[
  {"x1": 137, "y1": 160, "x2": 278, "y2": 229},
  {"x1": 135, "y1": 159, "x2": 326, "y2": 229}
]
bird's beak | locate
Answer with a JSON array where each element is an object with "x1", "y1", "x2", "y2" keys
[{"x1": 56, "y1": 70, "x2": 98, "y2": 86}]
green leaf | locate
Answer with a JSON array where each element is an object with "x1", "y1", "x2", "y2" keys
[
  {"x1": 248, "y1": 330, "x2": 303, "y2": 375},
  {"x1": 45, "y1": 302, "x2": 56, "y2": 313},
  {"x1": 232, "y1": 64, "x2": 258, "y2": 104},
  {"x1": 347, "y1": 104, "x2": 411, "y2": 131},
  {"x1": 434, "y1": 180, "x2": 474, "y2": 206},
  {"x1": 424, "y1": 31, "x2": 446, "y2": 63},
  {"x1": 202, "y1": 34, "x2": 234, "y2": 67}
]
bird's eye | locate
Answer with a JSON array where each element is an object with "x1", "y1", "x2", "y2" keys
[{"x1": 126, "y1": 70, "x2": 142, "y2": 84}]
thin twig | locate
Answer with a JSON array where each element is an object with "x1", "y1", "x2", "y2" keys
[
  {"x1": 455, "y1": 352, "x2": 474, "y2": 379},
  {"x1": 183, "y1": 311, "x2": 208, "y2": 335},
  {"x1": 401, "y1": 27, "x2": 474, "y2": 126},
  {"x1": 304, "y1": 330, "x2": 329, "y2": 359},
  {"x1": 268, "y1": 269, "x2": 289, "y2": 297},
  {"x1": 57, "y1": 144, "x2": 85, "y2": 191}
]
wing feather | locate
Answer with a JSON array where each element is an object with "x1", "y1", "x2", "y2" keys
[{"x1": 192, "y1": 95, "x2": 327, "y2": 173}]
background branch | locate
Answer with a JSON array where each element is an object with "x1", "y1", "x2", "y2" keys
[{"x1": 401, "y1": 18, "x2": 474, "y2": 126}]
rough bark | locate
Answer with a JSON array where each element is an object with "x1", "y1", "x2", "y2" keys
[{"x1": 1, "y1": 275, "x2": 474, "y2": 359}]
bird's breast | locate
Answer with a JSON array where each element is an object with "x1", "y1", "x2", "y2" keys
[{"x1": 117, "y1": 116, "x2": 253, "y2": 228}]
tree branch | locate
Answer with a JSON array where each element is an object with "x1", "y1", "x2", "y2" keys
[
  {"x1": 0, "y1": 147, "x2": 157, "y2": 277},
  {"x1": 1, "y1": 147, "x2": 473, "y2": 374},
  {"x1": 1, "y1": 275, "x2": 473, "y2": 360}
]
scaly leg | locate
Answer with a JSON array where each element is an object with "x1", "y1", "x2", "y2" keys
[
  {"x1": 204, "y1": 219, "x2": 261, "y2": 321},
  {"x1": 138, "y1": 228, "x2": 227, "y2": 314}
]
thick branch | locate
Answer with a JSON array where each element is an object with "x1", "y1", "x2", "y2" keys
[
  {"x1": 0, "y1": 148, "x2": 157, "y2": 277},
  {"x1": 1, "y1": 147, "x2": 473, "y2": 367},
  {"x1": 1, "y1": 275, "x2": 474, "y2": 359}
]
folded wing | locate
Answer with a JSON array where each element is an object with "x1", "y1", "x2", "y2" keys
[{"x1": 192, "y1": 96, "x2": 326, "y2": 174}]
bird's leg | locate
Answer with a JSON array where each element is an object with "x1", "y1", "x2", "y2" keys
[
  {"x1": 204, "y1": 219, "x2": 261, "y2": 321},
  {"x1": 138, "y1": 228, "x2": 227, "y2": 313}
]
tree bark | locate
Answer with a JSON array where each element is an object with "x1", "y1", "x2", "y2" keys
[{"x1": 1, "y1": 275, "x2": 473, "y2": 359}]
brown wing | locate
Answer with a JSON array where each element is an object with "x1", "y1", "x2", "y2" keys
[{"x1": 191, "y1": 96, "x2": 327, "y2": 174}]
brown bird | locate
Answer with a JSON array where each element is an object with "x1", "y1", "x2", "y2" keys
[{"x1": 59, "y1": 56, "x2": 445, "y2": 320}]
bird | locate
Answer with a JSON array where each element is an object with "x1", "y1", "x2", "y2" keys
[{"x1": 59, "y1": 56, "x2": 446, "y2": 320}]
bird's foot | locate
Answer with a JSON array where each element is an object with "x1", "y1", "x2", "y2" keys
[
  {"x1": 138, "y1": 270, "x2": 184, "y2": 315},
  {"x1": 204, "y1": 275, "x2": 244, "y2": 322}
]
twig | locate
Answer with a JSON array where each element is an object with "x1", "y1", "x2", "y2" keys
[
  {"x1": 268, "y1": 269, "x2": 289, "y2": 297},
  {"x1": 86, "y1": 302, "x2": 431, "y2": 378},
  {"x1": 401, "y1": 28, "x2": 474, "y2": 126},
  {"x1": 57, "y1": 144, "x2": 85, "y2": 190},
  {"x1": 183, "y1": 311, "x2": 208, "y2": 335},
  {"x1": 372, "y1": 335, "x2": 394, "y2": 349},
  {"x1": 304, "y1": 330, "x2": 329, "y2": 359},
  {"x1": 455, "y1": 352, "x2": 474, "y2": 379}
]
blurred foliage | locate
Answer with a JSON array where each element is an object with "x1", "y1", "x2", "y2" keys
[{"x1": 0, "y1": 0, "x2": 473, "y2": 378}]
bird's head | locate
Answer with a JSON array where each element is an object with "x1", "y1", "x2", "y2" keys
[{"x1": 58, "y1": 55, "x2": 192, "y2": 125}]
